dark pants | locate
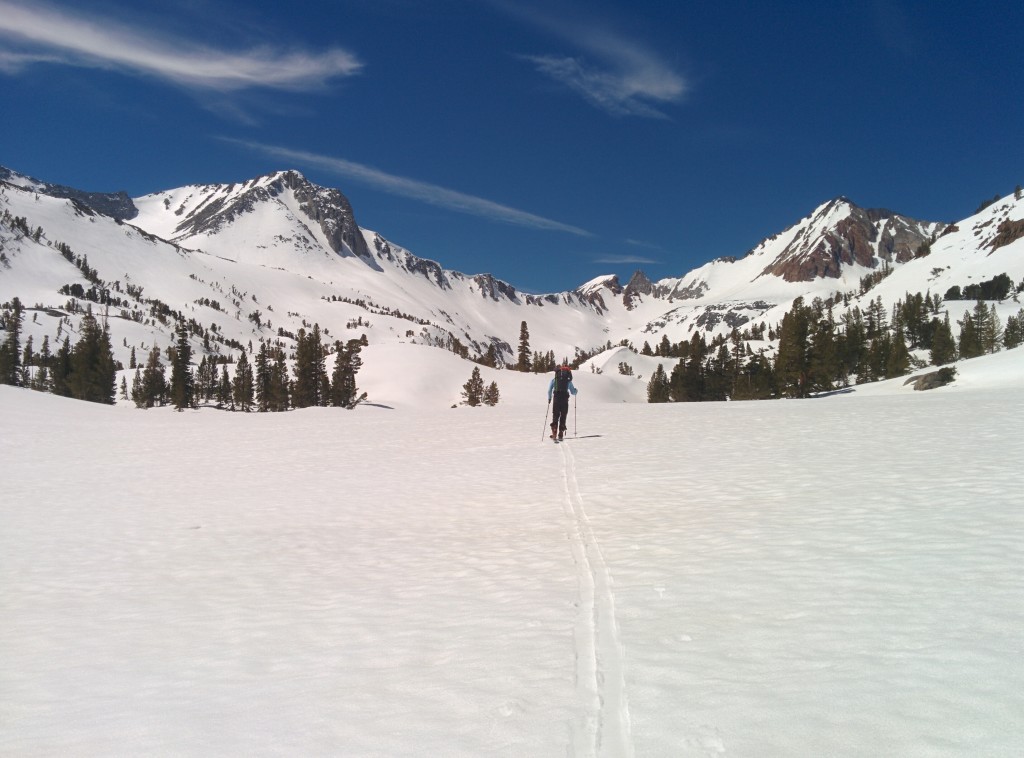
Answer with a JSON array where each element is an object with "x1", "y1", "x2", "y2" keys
[{"x1": 551, "y1": 392, "x2": 570, "y2": 434}]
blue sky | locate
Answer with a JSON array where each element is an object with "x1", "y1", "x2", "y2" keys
[{"x1": 1, "y1": 0, "x2": 1021, "y2": 293}]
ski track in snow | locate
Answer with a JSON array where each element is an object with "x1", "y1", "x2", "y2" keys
[{"x1": 560, "y1": 440, "x2": 633, "y2": 758}]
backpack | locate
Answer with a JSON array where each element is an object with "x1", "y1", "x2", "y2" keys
[{"x1": 554, "y1": 366, "x2": 572, "y2": 393}]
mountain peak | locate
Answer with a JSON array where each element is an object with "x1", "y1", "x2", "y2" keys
[{"x1": 755, "y1": 198, "x2": 944, "y2": 282}]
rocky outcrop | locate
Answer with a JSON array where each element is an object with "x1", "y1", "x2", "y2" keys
[
  {"x1": 168, "y1": 170, "x2": 370, "y2": 260},
  {"x1": 903, "y1": 367, "x2": 956, "y2": 391},
  {"x1": 622, "y1": 270, "x2": 654, "y2": 309},
  {"x1": 759, "y1": 198, "x2": 943, "y2": 282},
  {"x1": 0, "y1": 166, "x2": 138, "y2": 221},
  {"x1": 472, "y1": 273, "x2": 520, "y2": 302}
]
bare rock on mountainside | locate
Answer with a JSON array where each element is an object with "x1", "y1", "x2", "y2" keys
[{"x1": 759, "y1": 198, "x2": 945, "y2": 282}]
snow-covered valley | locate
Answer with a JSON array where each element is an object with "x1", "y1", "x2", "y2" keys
[{"x1": 3, "y1": 349, "x2": 1022, "y2": 757}]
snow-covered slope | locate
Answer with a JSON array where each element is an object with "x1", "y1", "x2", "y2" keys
[
  {"x1": 2, "y1": 348, "x2": 1022, "y2": 756},
  {"x1": 2, "y1": 165, "x2": 1023, "y2": 407}
]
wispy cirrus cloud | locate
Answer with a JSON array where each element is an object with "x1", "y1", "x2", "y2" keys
[
  {"x1": 0, "y1": 1, "x2": 362, "y2": 91},
  {"x1": 224, "y1": 139, "x2": 593, "y2": 238},
  {"x1": 593, "y1": 254, "x2": 659, "y2": 265},
  {"x1": 493, "y1": 2, "x2": 687, "y2": 118}
]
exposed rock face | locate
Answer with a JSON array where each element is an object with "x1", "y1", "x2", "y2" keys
[
  {"x1": 373, "y1": 235, "x2": 450, "y2": 288},
  {"x1": 0, "y1": 166, "x2": 138, "y2": 221},
  {"x1": 282, "y1": 171, "x2": 370, "y2": 260},
  {"x1": 175, "y1": 171, "x2": 370, "y2": 260},
  {"x1": 572, "y1": 275, "x2": 620, "y2": 313},
  {"x1": 759, "y1": 198, "x2": 943, "y2": 282},
  {"x1": 472, "y1": 273, "x2": 521, "y2": 302},
  {"x1": 622, "y1": 270, "x2": 654, "y2": 309}
]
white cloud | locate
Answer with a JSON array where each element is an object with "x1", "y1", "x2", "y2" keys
[
  {"x1": 225, "y1": 139, "x2": 593, "y2": 237},
  {"x1": 496, "y1": 2, "x2": 687, "y2": 118},
  {"x1": 0, "y1": 1, "x2": 362, "y2": 91},
  {"x1": 593, "y1": 254, "x2": 659, "y2": 265}
]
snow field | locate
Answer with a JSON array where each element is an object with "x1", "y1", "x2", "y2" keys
[{"x1": 2, "y1": 354, "x2": 1023, "y2": 756}]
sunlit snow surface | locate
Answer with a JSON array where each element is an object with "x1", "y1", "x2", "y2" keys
[{"x1": 2, "y1": 356, "x2": 1023, "y2": 757}]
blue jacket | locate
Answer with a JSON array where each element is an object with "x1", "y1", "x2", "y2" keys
[{"x1": 548, "y1": 377, "x2": 578, "y2": 401}]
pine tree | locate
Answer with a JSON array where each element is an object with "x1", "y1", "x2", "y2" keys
[
  {"x1": 138, "y1": 346, "x2": 167, "y2": 407},
  {"x1": 218, "y1": 364, "x2": 232, "y2": 409},
  {"x1": 131, "y1": 368, "x2": 143, "y2": 407},
  {"x1": 0, "y1": 296, "x2": 24, "y2": 386},
  {"x1": 516, "y1": 321, "x2": 531, "y2": 372},
  {"x1": 483, "y1": 381, "x2": 500, "y2": 406},
  {"x1": 886, "y1": 326, "x2": 911, "y2": 378},
  {"x1": 51, "y1": 337, "x2": 72, "y2": 397},
  {"x1": 1003, "y1": 310, "x2": 1024, "y2": 349},
  {"x1": 330, "y1": 339, "x2": 365, "y2": 409},
  {"x1": 293, "y1": 325, "x2": 328, "y2": 408},
  {"x1": 170, "y1": 320, "x2": 194, "y2": 411},
  {"x1": 232, "y1": 349, "x2": 254, "y2": 411},
  {"x1": 68, "y1": 307, "x2": 116, "y2": 404},
  {"x1": 775, "y1": 297, "x2": 812, "y2": 397},
  {"x1": 462, "y1": 366, "x2": 484, "y2": 406},
  {"x1": 976, "y1": 301, "x2": 1002, "y2": 354},
  {"x1": 20, "y1": 334, "x2": 34, "y2": 387},
  {"x1": 271, "y1": 349, "x2": 290, "y2": 411},
  {"x1": 930, "y1": 314, "x2": 956, "y2": 365},
  {"x1": 957, "y1": 307, "x2": 984, "y2": 359},
  {"x1": 647, "y1": 363, "x2": 671, "y2": 403},
  {"x1": 255, "y1": 342, "x2": 271, "y2": 412},
  {"x1": 33, "y1": 335, "x2": 51, "y2": 392}
]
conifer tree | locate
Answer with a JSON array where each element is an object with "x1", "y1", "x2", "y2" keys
[
  {"x1": 232, "y1": 349, "x2": 254, "y2": 411},
  {"x1": 930, "y1": 314, "x2": 956, "y2": 365},
  {"x1": 138, "y1": 346, "x2": 167, "y2": 407},
  {"x1": 34, "y1": 335, "x2": 51, "y2": 392},
  {"x1": 483, "y1": 381, "x2": 500, "y2": 406},
  {"x1": 170, "y1": 320, "x2": 194, "y2": 411},
  {"x1": 775, "y1": 297, "x2": 812, "y2": 397},
  {"x1": 330, "y1": 339, "x2": 365, "y2": 409},
  {"x1": 68, "y1": 307, "x2": 117, "y2": 404},
  {"x1": 462, "y1": 366, "x2": 484, "y2": 406},
  {"x1": 658, "y1": 334, "x2": 673, "y2": 358},
  {"x1": 647, "y1": 363, "x2": 671, "y2": 403},
  {"x1": 271, "y1": 349, "x2": 290, "y2": 411},
  {"x1": 0, "y1": 296, "x2": 24, "y2": 386},
  {"x1": 1003, "y1": 310, "x2": 1024, "y2": 349},
  {"x1": 218, "y1": 364, "x2": 232, "y2": 409},
  {"x1": 957, "y1": 309, "x2": 983, "y2": 359},
  {"x1": 516, "y1": 321, "x2": 531, "y2": 372},
  {"x1": 195, "y1": 355, "x2": 216, "y2": 404},
  {"x1": 131, "y1": 368, "x2": 143, "y2": 407},
  {"x1": 20, "y1": 334, "x2": 34, "y2": 387},
  {"x1": 886, "y1": 326, "x2": 911, "y2": 378},
  {"x1": 255, "y1": 342, "x2": 271, "y2": 412},
  {"x1": 292, "y1": 325, "x2": 328, "y2": 408},
  {"x1": 51, "y1": 337, "x2": 72, "y2": 397},
  {"x1": 976, "y1": 301, "x2": 1002, "y2": 354}
]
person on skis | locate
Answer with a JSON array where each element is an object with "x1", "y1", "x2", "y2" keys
[{"x1": 548, "y1": 365, "x2": 578, "y2": 440}]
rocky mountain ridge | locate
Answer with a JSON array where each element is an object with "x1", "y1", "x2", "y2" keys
[{"x1": 2, "y1": 164, "x2": 1022, "y2": 401}]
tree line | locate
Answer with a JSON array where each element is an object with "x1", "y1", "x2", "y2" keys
[
  {"x1": 0, "y1": 301, "x2": 365, "y2": 412},
  {"x1": 646, "y1": 286, "x2": 1024, "y2": 403},
  {"x1": 0, "y1": 299, "x2": 118, "y2": 403},
  {"x1": 129, "y1": 322, "x2": 366, "y2": 412}
]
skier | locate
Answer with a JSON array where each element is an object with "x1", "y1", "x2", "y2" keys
[{"x1": 547, "y1": 365, "x2": 578, "y2": 440}]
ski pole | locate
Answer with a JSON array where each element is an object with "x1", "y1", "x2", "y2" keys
[
  {"x1": 541, "y1": 398, "x2": 551, "y2": 441},
  {"x1": 574, "y1": 394, "x2": 577, "y2": 438}
]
